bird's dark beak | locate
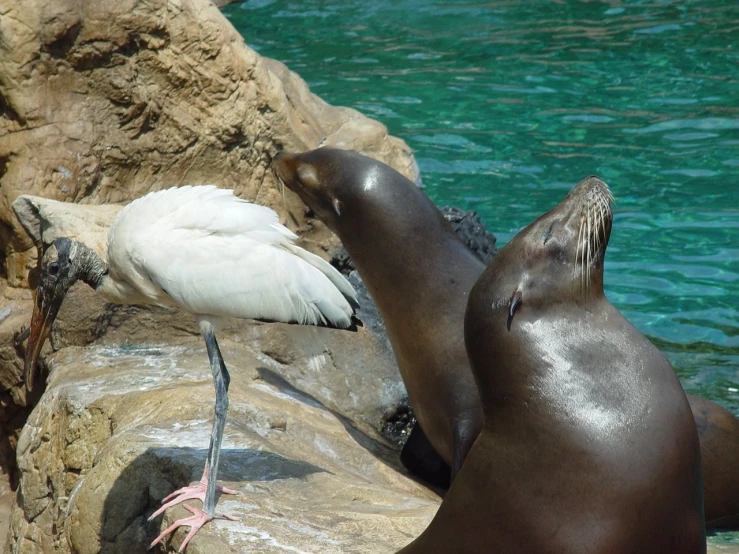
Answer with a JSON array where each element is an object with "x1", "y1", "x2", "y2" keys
[{"x1": 24, "y1": 281, "x2": 67, "y2": 392}]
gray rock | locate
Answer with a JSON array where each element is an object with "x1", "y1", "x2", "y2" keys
[{"x1": 439, "y1": 207, "x2": 497, "y2": 264}]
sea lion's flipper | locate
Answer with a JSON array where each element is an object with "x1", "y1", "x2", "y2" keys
[{"x1": 400, "y1": 423, "x2": 451, "y2": 489}]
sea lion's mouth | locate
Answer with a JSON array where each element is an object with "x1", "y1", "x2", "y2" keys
[
  {"x1": 271, "y1": 152, "x2": 321, "y2": 197},
  {"x1": 574, "y1": 176, "x2": 614, "y2": 289},
  {"x1": 272, "y1": 152, "x2": 307, "y2": 215},
  {"x1": 272, "y1": 152, "x2": 341, "y2": 219},
  {"x1": 271, "y1": 154, "x2": 293, "y2": 192}
]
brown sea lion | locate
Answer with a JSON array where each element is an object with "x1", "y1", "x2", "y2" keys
[
  {"x1": 272, "y1": 147, "x2": 484, "y2": 483},
  {"x1": 688, "y1": 394, "x2": 739, "y2": 528},
  {"x1": 398, "y1": 176, "x2": 706, "y2": 553}
]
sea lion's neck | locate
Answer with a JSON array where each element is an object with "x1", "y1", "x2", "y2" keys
[
  {"x1": 339, "y1": 198, "x2": 478, "y2": 304},
  {"x1": 470, "y1": 297, "x2": 625, "y2": 411}
]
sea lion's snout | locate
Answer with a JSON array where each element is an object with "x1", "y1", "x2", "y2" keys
[
  {"x1": 272, "y1": 151, "x2": 322, "y2": 194},
  {"x1": 575, "y1": 175, "x2": 613, "y2": 242},
  {"x1": 499, "y1": 175, "x2": 615, "y2": 302},
  {"x1": 568, "y1": 175, "x2": 614, "y2": 291},
  {"x1": 576, "y1": 175, "x2": 613, "y2": 211},
  {"x1": 271, "y1": 151, "x2": 295, "y2": 191},
  {"x1": 271, "y1": 149, "x2": 345, "y2": 222}
]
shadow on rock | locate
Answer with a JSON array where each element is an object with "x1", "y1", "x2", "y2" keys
[
  {"x1": 256, "y1": 366, "x2": 410, "y2": 475},
  {"x1": 83, "y1": 447, "x2": 326, "y2": 554}
]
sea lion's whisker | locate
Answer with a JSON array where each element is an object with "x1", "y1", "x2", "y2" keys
[
  {"x1": 572, "y1": 210, "x2": 582, "y2": 280},
  {"x1": 587, "y1": 209, "x2": 593, "y2": 292},
  {"x1": 578, "y1": 211, "x2": 585, "y2": 291},
  {"x1": 599, "y1": 199, "x2": 606, "y2": 235},
  {"x1": 279, "y1": 177, "x2": 287, "y2": 212}
]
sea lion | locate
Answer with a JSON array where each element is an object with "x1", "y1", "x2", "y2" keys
[
  {"x1": 398, "y1": 176, "x2": 706, "y2": 553},
  {"x1": 272, "y1": 147, "x2": 484, "y2": 483},
  {"x1": 688, "y1": 394, "x2": 739, "y2": 528}
]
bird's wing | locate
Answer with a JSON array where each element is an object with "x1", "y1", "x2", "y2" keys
[
  {"x1": 281, "y1": 243, "x2": 359, "y2": 310},
  {"x1": 108, "y1": 186, "x2": 357, "y2": 327},
  {"x1": 110, "y1": 185, "x2": 291, "y2": 245},
  {"x1": 143, "y1": 233, "x2": 356, "y2": 327}
]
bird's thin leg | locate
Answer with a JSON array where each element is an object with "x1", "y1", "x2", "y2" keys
[
  {"x1": 148, "y1": 323, "x2": 237, "y2": 552},
  {"x1": 201, "y1": 326, "x2": 229, "y2": 516}
]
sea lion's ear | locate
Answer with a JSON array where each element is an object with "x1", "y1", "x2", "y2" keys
[
  {"x1": 332, "y1": 197, "x2": 342, "y2": 216},
  {"x1": 507, "y1": 290, "x2": 522, "y2": 331}
]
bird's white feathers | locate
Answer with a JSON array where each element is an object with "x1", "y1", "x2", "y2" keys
[{"x1": 104, "y1": 186, "x2": 357, "y2": 328}]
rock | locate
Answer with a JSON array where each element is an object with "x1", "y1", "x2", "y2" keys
[
  {"x1": 0, "y1": 0, "x2": 418, "y2": 290},
  {"x1": 439, "y1": 207, "x2": 497, "y2": 264},
  {"x1": 1, "y1": 0, "x2": 422, "y2": 548},
  {"x1": 0, "y1": 472, "x2": 10, "y2": 550},
  {"x1": 0, "y1": 0, "x2": 418, "y2": 537},
  {"x1": 9, "y1": 339, "x2": 438, "y2": 554},
  {"x1": 11, "y1": 195, "x2": 122, "y2": 258},
  {"x1": 0, "y1": 287, "x2": 34, "y2": 488}
]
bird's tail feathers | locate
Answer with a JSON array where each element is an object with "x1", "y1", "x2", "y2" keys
[{"x1": 284, "y1": 244, "x2": 359, "y2": 311}]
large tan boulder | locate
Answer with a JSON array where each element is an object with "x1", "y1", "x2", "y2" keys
[{"x1": 9, "y1": 338, "x2": 438, "y2": 554}]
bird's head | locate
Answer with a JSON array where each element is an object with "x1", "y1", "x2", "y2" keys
[{"x1": 25, "y1": 237, "x2": 86, "y2": 391}]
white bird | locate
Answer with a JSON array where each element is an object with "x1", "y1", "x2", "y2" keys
[{"x1": 24, "y1": 185, "x2": 358, "y2": 552}]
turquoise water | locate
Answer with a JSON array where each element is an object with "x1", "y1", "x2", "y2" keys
[{"x1": 223, "y1": 0, "x2": 739, "y2": 421}]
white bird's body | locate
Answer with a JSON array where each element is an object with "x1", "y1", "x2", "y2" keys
[{"x1": 100, "y1": 185, "x2": 357, "y2": 328}]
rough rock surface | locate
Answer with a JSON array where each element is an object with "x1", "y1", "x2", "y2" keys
[
  {"x1": 0, "y1": 472, "x2": 11, "y2": 549},
  {"x1": 0, "y1": 287, "x2": 34, "y2": 486},
  {"x1": 440, "y1": 206, "x2": 497, "y2": 264},
  {"x1": 9, "y1": 339, "x2": 438, "y2": 554}
]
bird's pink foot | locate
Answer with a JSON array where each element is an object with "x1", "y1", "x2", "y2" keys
[
  {"x1": 148, "y1": 470, "x2": 237, "y2": 521},
  {"x1": 149, "y1": 504, "x2": 237, "y2": 552}
]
